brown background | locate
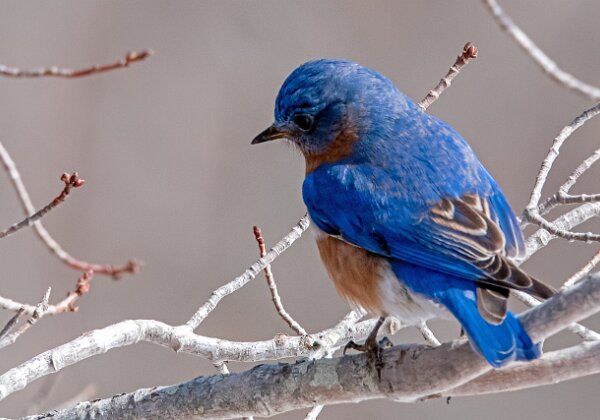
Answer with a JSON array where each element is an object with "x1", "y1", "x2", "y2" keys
[{"x1": 1, "y1": 1, "x2": 600, "y2": 418}]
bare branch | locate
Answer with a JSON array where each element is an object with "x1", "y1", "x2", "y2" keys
[
  {"x1": 523, "y1": 103, "x2": 600, "y2": 241},
  {"x1": 448, "y1": 341, "x2": 600, "y2": 397},
  {"x1": 0, "y1": 141, "x2": 140, "y2": 278},
  {"x1": 525, "y1": 202, "x2": 600, "y2": 258},
  {"x1": 253, "y1": 225, "x2": 307, "y2": 336},
  {"x1": 0, "y1": 50, "x2": 152, "y2": 79},
  {"x1": 185, "y1": 216, "x2": 310, "y2": 330},
  {"x1": 0, "y1": 308, "x2": 24, "y2": 340},
  {"x1": 538, "y1": 147, "x2": 600, "y2": 215},
  {"x1": 0, "y1": 172, "x2": 84, "y2": 240},
  {"x1": 0, "y1": 270, "x2": 93, "y2": 319},
  {"x1": 563, "y1": 249, "x2": 600, "y2": 290},
  {"x1": 482, "y1": 0, "x2": 600, "y2": 100},
  {"x1": 0, "y1": 288, "x2": 50, "y2": 349},
  {"x1": 513, "y1": 291, "x2": 600, "y2": 341},
  {"x1": 418, "y1": 42, "x2": 478, "y2": 111},
  {"x1": 304, "y1": 405, "x2": 324, "y2": 420},
  {"x1": 416, "y1": 322, "x2": 441, "y2": 347},
  {"x1": 5, "y1": 265, "x2": 600, "y2": 412},
  {"x1": 25, "y1": 271, "x2": 600, "y2": 419}
]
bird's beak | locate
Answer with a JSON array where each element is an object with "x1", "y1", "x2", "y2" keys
[{"x1": 251, "y1": 124, "x2": 288, "y2": 145}]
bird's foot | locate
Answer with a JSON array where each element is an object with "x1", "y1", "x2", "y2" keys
[{"x1": 343, "y1": 317, "x2": 391, "y2": 380}]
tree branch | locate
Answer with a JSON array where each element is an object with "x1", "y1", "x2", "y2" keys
[
  {"x1": 24, "y1": 271, "x2": 600, "y2": 419},
  {"x1": 419, "y1": 42, "x2": 478, "y2": 111},
  {"x1": 0, "y1": 172, "x2": 84, "y2": 240},
  {"x1": 0, "y1": 50, "x2": 152, "y2": 79},
  {"x1": 185, "y1": 216, "x2": 310, "y2": 330},
  {"x1": 482, "y1": 0, "x2": 600, "y2": 100},
  {"x1": 253, "y1": 225, "x2": 307, "y2": 336},
  {"x1": 523, "y1": 103, "x2": 600, "y2": 241},
  {"x1": 0, "y1": 141, "x2": 140, "y2": 279}
]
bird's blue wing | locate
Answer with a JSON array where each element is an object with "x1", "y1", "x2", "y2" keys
[{"x1": 303, "y1": 163, "x2": 550, "y2": 299}]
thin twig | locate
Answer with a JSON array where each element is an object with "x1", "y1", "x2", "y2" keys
[
  {"x1": 523, "y1": 103, "x2": 600, "y2": 242},
  {"x1": 416, "y1": 322, "x2": 441, "y2": 347},
  {"x1": 0, "y1": 50, "x2": 153, "y2": 79},
  {"x1": 525, "y1": 202, "x2": 600, "y2": 258},
  {"x1": 418, "y1": 42, "x2": 478, "y2": 111},
  {"x1": 0, "y1": 172, "x2": 84, "y2": 239},
  {"x1": 563, "y1": 250, "x2": 600, "y2": 290},
  {"x1": 304, "y1": 405, "x2": 324, "y2": 420},
  {"x1": 0, "y1": 271, "x2": 92, "y2": 350},
  {"x1": 0, "y1": 288, "x2": 51, "y2": 349},
  {"x1": 538, "y1": 147, "x2": 600, "y2": 216},
  {"x1": 482, "y1": 0, "x2": 600, "y2": 101},
  {"x1": 0, "y1": 141, "x2": 140, "y2": 278},
  {"x1": 253, "y1": 225, "x2": 307, "y2": 336},
  {"x1": 185, "y1": 216, "x2": 310, "y2": 331},
  {"x1": 0, "y1": 270, "x2": 93, "y2": 320},
  {"x1": 0, "y1": 308, "x2": 24, "y2": 340}
]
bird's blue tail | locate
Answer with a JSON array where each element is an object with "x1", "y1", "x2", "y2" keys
[{"x1": 392, "y1": 261, "x2": 541, "y2": 367}]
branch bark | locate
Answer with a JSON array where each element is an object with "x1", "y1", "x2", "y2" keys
[{"x1": 17, "y1": 271, "x2": 600, "y2": 419}]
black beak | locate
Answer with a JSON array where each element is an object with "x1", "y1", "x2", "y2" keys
[{"x1": 251, "y1": 124, "x2": 288, "y2": 145}]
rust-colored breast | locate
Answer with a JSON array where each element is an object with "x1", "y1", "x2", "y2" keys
[
  {"x1": 316, "y1": 235, "x2": 383, "y2": 313},
  {"x1": 305, "y1": 129, "x2": 358, "y2": 174}
]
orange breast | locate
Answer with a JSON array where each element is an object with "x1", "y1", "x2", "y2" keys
[{"x1": 316, "y1": 235, "x2": 384, "y2": 313}]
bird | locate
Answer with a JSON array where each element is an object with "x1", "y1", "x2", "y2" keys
[{"x1": 251, "y1": 59, "x2": 554, "y2": 367}]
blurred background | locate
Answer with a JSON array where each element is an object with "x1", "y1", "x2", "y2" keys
[{"x1": 1, "y1": 1, "x2": 599, "y2": 418}]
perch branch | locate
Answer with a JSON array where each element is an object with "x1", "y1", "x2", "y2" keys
[
  {"x1": 0, "y1": 50, "x2": 152, "y2": 79},
  {"x1": 23, "y1": 271, "x2": 600, "y2": 419}
]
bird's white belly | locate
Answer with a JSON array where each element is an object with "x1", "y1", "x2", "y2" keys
[{"x1": 377, "y1": 261, "x2": 447, "y2": 324}]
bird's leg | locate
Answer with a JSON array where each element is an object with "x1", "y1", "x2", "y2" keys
[
  {"x1": 344, "y1": 316, "x2": 387, "y2": 354},
  {"x1": 344, "y1": 316, "x2": 389, "y2": 380}
]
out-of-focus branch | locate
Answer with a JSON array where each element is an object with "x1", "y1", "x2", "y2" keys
[
  {"x1": 253, "y1": 225, "x2": 307, "y2": 336},
  {"x1": 482, "y1": 0, "x2": 600, "y2": 101},
  {"x1": 0, "y1": 270, "x2": 93, "y2": 317},
  {"x1": 0, "y1": 288, "x2": 50, "y2": 350},
  {"x1": 419, "y1": 42, "x2": 478, "y2": 111},
  {"x1": 0, "y1": 172, "x2": 84, "y2": 240},
  {"x1": 0, "y1": 141, "x2": 140, "y2": 278},
  {"x1": 0, "y1": 271, "x2": 93, "y2": 350},
  {"x1": 0, "y1": 50, "x2": 152, "y2": 79}
]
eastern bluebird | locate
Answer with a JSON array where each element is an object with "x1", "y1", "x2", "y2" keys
[{"x1": 252, "y1": 59, "x2": 554, "y2": 367}]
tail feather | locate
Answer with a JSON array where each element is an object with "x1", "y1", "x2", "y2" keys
[
  {"x1": 392, "y1": 261, "x2": 541, "y2": 367},
  {"x1": 439, "y1": 286, "x2": 541, "y2": 367}
]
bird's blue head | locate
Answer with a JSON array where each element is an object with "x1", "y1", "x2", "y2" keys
[{"x1": 252, "y1": 59, "x2": 418, "y2": 167}]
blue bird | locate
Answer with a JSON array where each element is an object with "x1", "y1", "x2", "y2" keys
[{"x1": 252, "y1": 59, "x2": 554, "y2": 367}]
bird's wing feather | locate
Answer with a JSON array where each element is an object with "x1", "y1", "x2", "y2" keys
[{"x1": 303, "y1": 164, "x2": 553, "y2": 306}]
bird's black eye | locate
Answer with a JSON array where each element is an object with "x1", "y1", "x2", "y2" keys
[{"x1": 293, "y1": 114, "x2": 314, "y2": 131}]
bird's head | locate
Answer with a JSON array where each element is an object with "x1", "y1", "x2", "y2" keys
[{"x1": 252, "y1": 59, "x2": 416, "y2": 167}]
